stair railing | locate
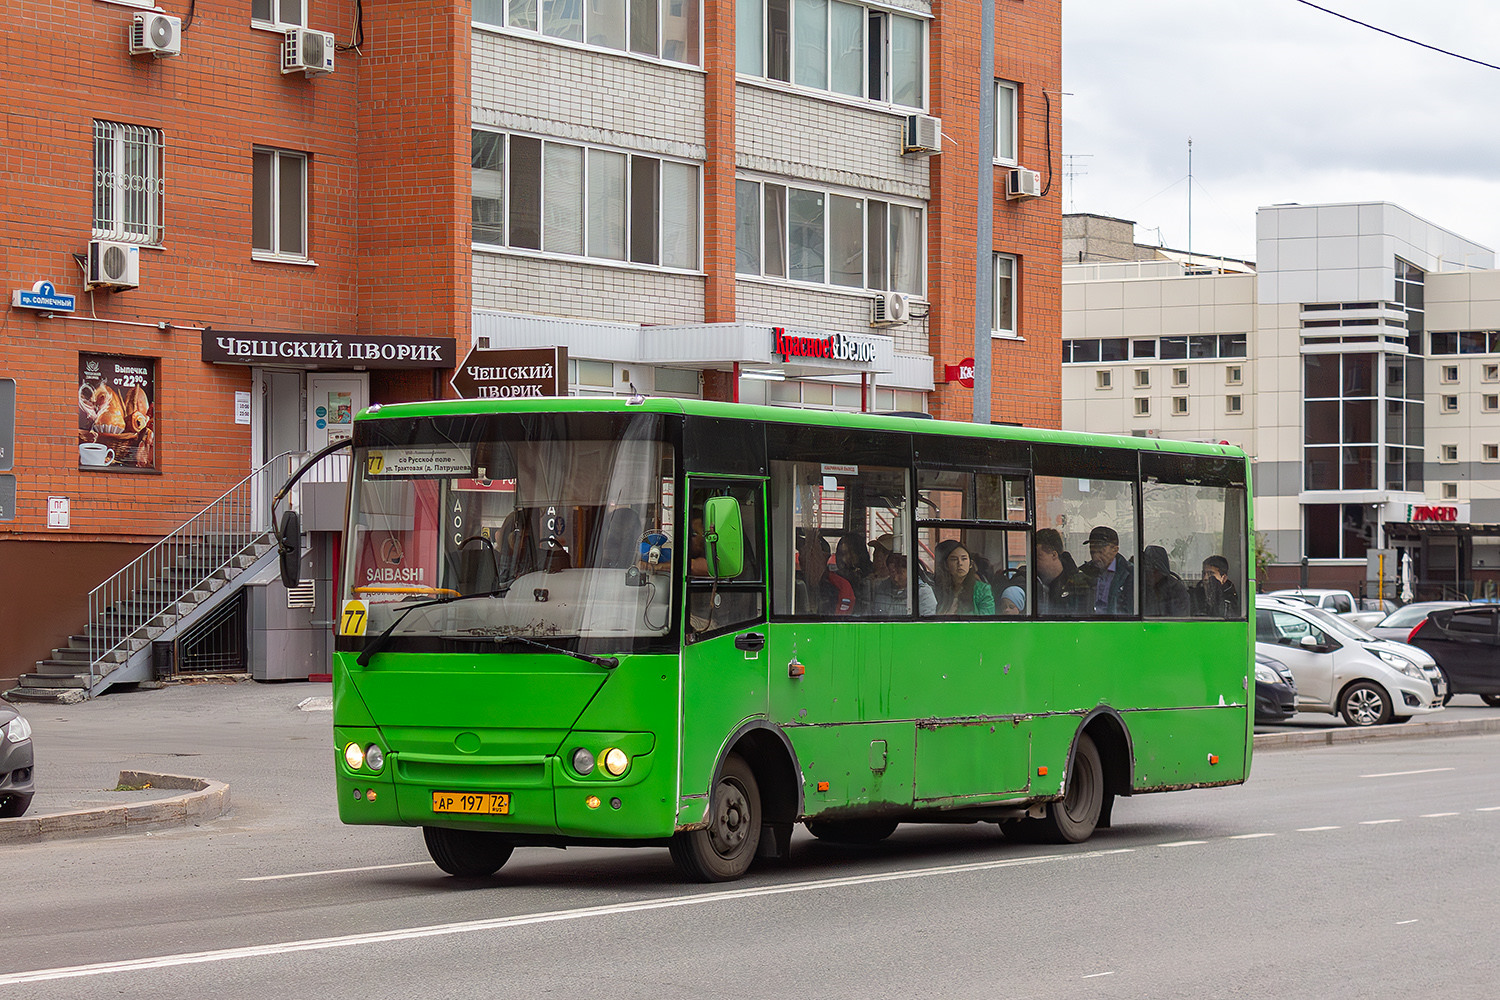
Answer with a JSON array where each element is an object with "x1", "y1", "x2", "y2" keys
[{"x1": 85, "y1": 451, "x2": 310, "y2": 690}]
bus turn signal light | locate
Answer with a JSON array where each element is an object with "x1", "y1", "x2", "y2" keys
[
  {"x1": 1208, "y1": 754, "x2": 1220, "y2": 765},
  {"x1": 1037, "y1": 766, "x2": 1047, "y2": 776}
]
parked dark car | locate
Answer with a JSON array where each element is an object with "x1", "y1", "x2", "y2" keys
[
  {"x1": 1367, "y1": 601, "x2": 1470, "y2": 643},
  {"x1": 1254, "y1": 652, "x2": 1298, "y2": 724},
  {"x1": 1406, "y1": 604, "x2": 1500, "y2": 706},
  {"x1": 0, "y1": 703, "x2": 34, "y2": 817}
]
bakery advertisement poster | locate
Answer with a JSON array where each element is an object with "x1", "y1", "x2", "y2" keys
[{"x1": 78, "y1": 353, "x2": 157, "y2": 471}]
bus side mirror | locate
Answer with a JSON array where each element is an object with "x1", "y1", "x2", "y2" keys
[
  {"x1": 278, "y1": 509, "x2": 303, "y2": 589},
  {"x1": 702, "y1": 496, "x2": 744, "y2": 579}
]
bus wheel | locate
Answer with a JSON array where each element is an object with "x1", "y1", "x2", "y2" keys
[
  {"x1": 1034, "y1": 733, "x2": 1104, "y2": 844},
  {"x1": 670, "y1": 753, "x2": 761, "y2": 882},
  {"x1": 805, "y1": 819, "x2": 899, "y2": 844},
  {"x1": 423, "y1": 826, "x2": 515, "y2": 878}
]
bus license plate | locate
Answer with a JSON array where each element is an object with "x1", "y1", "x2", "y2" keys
[{"x1": 432, "y1": 792, "x2": 510, "y2": 815}]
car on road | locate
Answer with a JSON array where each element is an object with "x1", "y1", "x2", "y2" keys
[
  {"x1": 1256, "y1": 595, "x2": 1446, "y2": 727},
  {"x1": 1366, "y1": 601, "x2": 1471, "y2": 644},
  {"x1": 1254, "y1": 651, "x2": 1298, "y2": 724},
  {"x1": 0, "y1": 703, "x2": 34, "y2": 817},
  {"x1": 1404, "y1": 604, "x2": 1500, "y2": 707}
]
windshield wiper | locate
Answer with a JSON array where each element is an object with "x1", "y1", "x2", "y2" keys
[
  {"x1": 492, "y1": 634, "x2": 618, "y2": 670},
  {"x1": 355, "y1": 592, "x2": 496, "y2": 666}
]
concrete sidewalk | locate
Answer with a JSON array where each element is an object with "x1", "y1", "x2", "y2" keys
[{"x1": 1, "y1": 676, "x2": 333, "y2": 843}]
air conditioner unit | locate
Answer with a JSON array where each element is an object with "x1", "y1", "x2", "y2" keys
[
  {"x1": 282, "y1": 28, "x2": 335, "y2": 75},
  {"x1": 870, "y1": 291, "x2": 910, "y2": 327},
  {"x1": 129, "y1": 12, "x2": 182, "y2": 57},
  {"x1": 87, "y1": 240, "x2": 141, "y2": 291},
  {"x1": 1006, "y1": 167, "x2": 1042, "y2": 200},
  {"x1": 902, "y1": 114, "x2": 942, "y2": 156}
]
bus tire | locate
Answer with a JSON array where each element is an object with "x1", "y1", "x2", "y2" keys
[
  {"x1": 1034, "y1": 733, "x2": 1104, "y2": 844},
  {"x1": 669, "y1": 753, "x2": 761, "y2": 882},
  {"x1": 423, "y1": 826, "x2": 515, "y2": 878},
  {"x1": 805, "y1": 819, "x2": 899, "y2": 844}
]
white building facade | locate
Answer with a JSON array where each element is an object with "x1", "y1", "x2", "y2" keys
[{"x1": 1062, "y1": 203, "x2": 1500, "y2": 599}]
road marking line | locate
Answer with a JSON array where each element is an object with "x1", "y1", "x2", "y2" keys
[
  {"x1": 240, "y1": 862, "x2": 430, "y2": 882},
  {"x1": 1478, "y1": 806, "x2": 1500, "y2": 812},
  {"x1": 1297, "y1": 826, "x2": 1340, "y2": 832},
  {"x1": 1228, "y1": 833, "x2": 1275, "y2": 840},
  {"x1": 1396, "y1": 919, "x2": 1419, "y2": 925},
  {"x1": 1420, "y1": 812, "x2": 1459, "y2": 818},
  {"x1": 1361, "y1": 768, "x2": 1454, "y2": 778},
  {"x1": 1360, "y1": 819, "x2": 1401, "y2": 825},
  {"x1": 0, "y1": 848, "x2": 1137, "y2": 986},
  {"x1": 1158, "y1": 840, "x2": 1206, "y2": 847},
  {"x1": 1082, "y1": 971, "x2": 1116, "y2": 979}
]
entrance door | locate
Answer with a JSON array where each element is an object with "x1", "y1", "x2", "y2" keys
[{"x1": 306, "y1": 374, "x2": 369, "y2": 451}]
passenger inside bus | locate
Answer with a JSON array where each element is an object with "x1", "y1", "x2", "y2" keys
[
  {"x1": 834, "y1": 533, "x2": 874, "y2": 613},
  {"x1": 934, "y1": 539, "x2": 995, "y2": 616},
  {"x1": 1141, "y1": 545, "x2": 1190, "y2": 618},
  {"x1": 795, "y1": 531, "x2": 855, "y2": 615},
  {"x1": 999, "y1": 586, "x2": 1026, "y2": 616},
  {"x1": 1083, "y1": 525, "x2": 1133, "y2": 616}
]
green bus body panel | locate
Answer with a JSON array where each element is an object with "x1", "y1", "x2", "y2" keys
[{"x1": 335, "y1": 399, "x2": 1255, "y2": 844}]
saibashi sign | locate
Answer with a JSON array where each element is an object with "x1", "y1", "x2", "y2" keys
[
  {"x1": 451, "y1": 346, "x2": 567, "y2": 399},
  {"x1": 772, "y1": 327, "x2": 877, "y2": 365},
  {"x1": 944, "y1": 357, "x2": 976, "y2": 388}
]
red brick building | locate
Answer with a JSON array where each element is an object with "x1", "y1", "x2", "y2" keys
[{"x1": 2, "y1": 0, "x2": 1059, "y2": 690}]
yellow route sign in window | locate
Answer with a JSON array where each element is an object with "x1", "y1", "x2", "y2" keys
[{"x1": 339, "y1": 599, "x2": 369, "y2": 636}]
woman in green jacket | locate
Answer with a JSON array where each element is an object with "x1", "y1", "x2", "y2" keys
[{"x1": 934, "y1": 539, "x2": 995, "y2": 616}]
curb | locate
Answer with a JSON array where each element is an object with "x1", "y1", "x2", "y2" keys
[
  {"x1": 0, "y1": 770, "x2": 230, "y2": 845},
  {"x1": 1254, "y1": 716, "x2": 1500, "y2": 750}
]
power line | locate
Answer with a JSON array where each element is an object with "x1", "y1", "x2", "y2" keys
[{"x1": 1292, "y1": 0, "x2": 1500, "y2": 72}]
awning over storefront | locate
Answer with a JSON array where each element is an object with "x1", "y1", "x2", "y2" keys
[{"x1": 472, "y1": 311, "x2": 935, "y2": 390}]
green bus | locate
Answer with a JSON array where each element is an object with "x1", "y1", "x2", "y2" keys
[{"x1": 326, "y1": 397, "x2": 1253, "y2": 882}]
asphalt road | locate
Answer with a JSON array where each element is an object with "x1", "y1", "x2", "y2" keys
[{"x1": 3, "y1": 682, "x2": 1499, "y2": 998}]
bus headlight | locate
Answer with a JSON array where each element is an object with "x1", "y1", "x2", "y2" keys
[
  {"x1": 364, "y1": 744, "x2": 384, "y2": 772},
  {"x1": 602, "y1": 747, "x2": 629, "y2": 776},
  {"x1": 344, "y1": 742, "x2": 365, "y2": 770},
  {"x1": 571, "y1": 747, "x2": 596, "y2": 776}
]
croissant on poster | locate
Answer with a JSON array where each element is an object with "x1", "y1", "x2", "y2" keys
[{"x1": 79, "y1": 382, "x2": 126, "y2": 437}]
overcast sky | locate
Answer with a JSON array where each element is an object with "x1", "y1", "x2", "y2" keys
[{"x1": 1061, "y1": 0, "x2": 1500, "y2": 264}]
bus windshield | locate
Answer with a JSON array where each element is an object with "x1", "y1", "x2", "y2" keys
[{"x1": 342, "y1": 412, "x2": 676, "y2": 647}]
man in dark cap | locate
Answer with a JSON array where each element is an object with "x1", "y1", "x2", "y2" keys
[{"x1": 1083, "y1": 524, "x2": 1133, "y2": 616}]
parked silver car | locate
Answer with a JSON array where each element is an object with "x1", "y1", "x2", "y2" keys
[
  {"x1": 0, "y1": 703, "x2": 34, "y2": 817},
  {"x1": 1256, "y1": 596, "x2": 1446, "y2": 726}
]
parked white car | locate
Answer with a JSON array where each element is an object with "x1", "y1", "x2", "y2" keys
[
  {"x1": 1265, "y1": 589, "x2": 1391, "y2": 629},
  {"x1": 1255, "y1": 596, "x2": 1446, "y2": 726}
]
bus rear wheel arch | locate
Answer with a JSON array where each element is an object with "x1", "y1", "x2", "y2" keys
[{"x1": 422, "y1": 826, "x2": 515, "y2": 878}]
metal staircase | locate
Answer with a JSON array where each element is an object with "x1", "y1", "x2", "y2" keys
[{"x1": 5, "y1": 455, "x2": 305, "y2": 703}]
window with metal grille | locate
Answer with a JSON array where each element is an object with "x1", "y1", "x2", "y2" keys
[{"x1": 93, "y1": 121, "x2": 164, "y2": 245}]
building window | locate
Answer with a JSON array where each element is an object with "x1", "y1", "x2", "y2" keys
[
  {"x1": 1134, "y1": 369, "x2": 1150, "y2": 388},
  {"x1": 252, "y1": 0, "x2": 304, "y2": 27},
  {"x1": 1172, "y1": 396, "x2": 1188, "y2": 415},
  {"x1": 736, "y1": 176, "x2": 923, "y2": 293},
  {"x1": 1095, "y1": 370, "x2": 1111, "y2": 390},
  {"x1": 1134, "y1": 397, "x2": 1150, "y2": 416},
  {"x1": 1172, "y1": 368, "x2": 1188, "y2": 387},
  {"x1": 1132, "y1": 339, "x2": 1156, "y2": 359},
  {"x1": 1442, "y1": 395, "x2": 1459, "y2": 413},
  {"x1": 1487, "y1": 395, "x2": 1500, "y2": 413},
  {"x1": 474, "y1": 131, "x2": 700, "y2": 270},
  {"x1": 1304, "y1": 503, "x2": 1373, "y2": 560},
  {"x1": 475, "y1": 0, "x2": 700, "y2": 65},
  {"x1": 252, "y1": 147, "x2": 307, "y2": 260},
  {"x1": 993, "y1": 80, "x2": 1018, "y2": 164},
  {"x1": 1226, "y1": 365, "x2": 1242, "y2": 385},
  {"x1": 1484, "y1": 444, "x2": 1499, "y2": 462},
  {"x1": 1442, "y1": 482, "x2": 1459, "y2": 500},
  {"x1": 738, "y1": 0, "x2": 925, "y2": 109},
  {"x1": 1441, "y1": 443, "x2": 1458, "y2": 462},
  {"x1": 1226, "y1": 395, "x2": 1242, "y2": 414},
  {"x1": 1442, "y1": 365, "x2": 1460, "y2": 383},
  {"x1": 993, "y1": 253, "x2": 1016, "y2": 336},
  {"x1": 1485, "y1": 363, "x2": 1500, "y2": 382},
  {"x1": 93, "y1": 121, "x2": 164, "y2": 246}
]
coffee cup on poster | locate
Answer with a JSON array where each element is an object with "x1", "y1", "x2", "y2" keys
[{"x1": 80, "y1": 442, "x2": 115, "y2": 466}]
